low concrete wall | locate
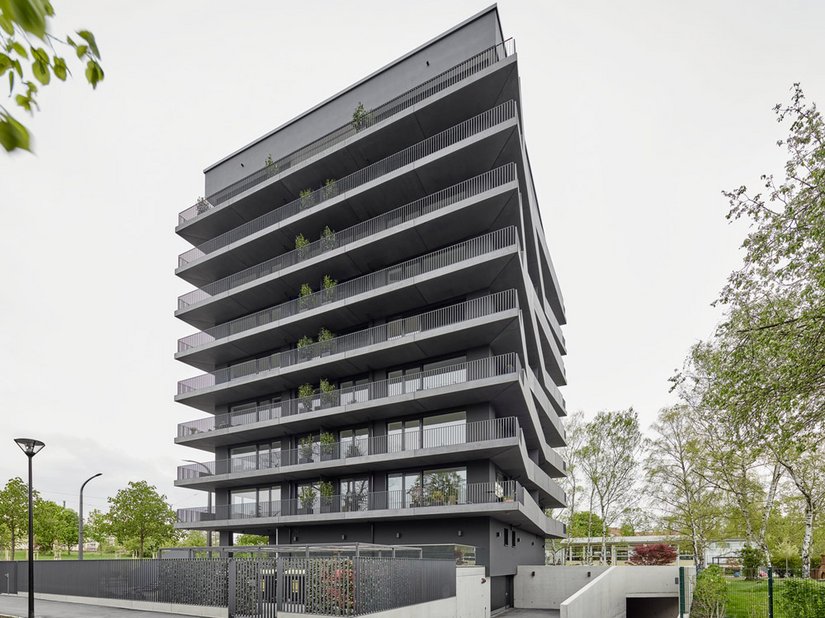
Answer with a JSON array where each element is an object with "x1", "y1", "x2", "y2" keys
[
  {"x1": 560, "y1": 566, "x2": 679, "y2": 618},
  {"x1": 21, "y1": 592, "x2": 224, "y2": 617},
  {"x1": 279, "y1": 597, "x2": 456, "y2": 618},
  {"x1": 457, "y1": 566, "x2": 489, "y2": 618},
  {"x1": 514, "y1": 565, "x2": 609, "y2": 609}
]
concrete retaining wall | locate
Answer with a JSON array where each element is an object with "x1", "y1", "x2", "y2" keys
[
  {"x1": 457, "y1": 566, "x2": 489, "y2": 618},
  {"x1": 560, "y1": 566, "x2": 679, "y2": 618},
  {"x1": 279, "y1": 597, "x2": 456, "y2": 618},
  {"x1": 514, "y1": 565, "x2": 609, "y2": 609}
]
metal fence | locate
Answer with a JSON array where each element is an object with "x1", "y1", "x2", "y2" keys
[
  {"x1": 178, "y1": 287, "x2": 517, "y2": 392},
  {"x1": 177, "y1": 98, "x2": 517, "y2": 268},
  {"x1": 178, "y1": 162, "x2": 516, "y2": 300},
  {"x1": 277, "y1": 556, "x2": 456, "y2": 615},
  {"x1": 177, "y1": 479, "x2": 524, "y2": 524},
  {"x1": 178, "y1": 38, "x2": 515, "y2": 226},
  {"x1": 177, "y1": 352, "x2": 521, "y2": 437},
  {"x1": 178, "y1": 416, "x2": 519, "y2": 480}
]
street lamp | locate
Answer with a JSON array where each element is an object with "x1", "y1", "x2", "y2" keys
[
  {"x1": 14, "y1": 438, "x2": 45, "y2": 618},
  {"x1": 183, "y1": 459, "x2": 213, "y2": 547},
  {"x1": 78, "y1": 473, "x2": 102, "y2": 560}
]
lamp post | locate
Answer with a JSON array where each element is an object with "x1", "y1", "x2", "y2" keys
[
  {"x1": 14, "y1": 438, "x2": 45, "y2": 618},
  {"x1": 183, "y1": 459, "x2": 213, "y2": 548},
  {"x1": 78, "y1": 473, "x2": 102, "y2": 560}
]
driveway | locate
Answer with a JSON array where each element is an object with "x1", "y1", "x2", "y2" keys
[
  {"x1": 0, "y1": 594, "x2": 206, "y2": 617},
  {"x1": 496, "y1": 610, "x2": 561, "y2": 618}
]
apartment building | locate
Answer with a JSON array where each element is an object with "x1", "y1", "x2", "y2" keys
[{"x1": 173, "y1": 6, "x2": 567, "y2": 609}]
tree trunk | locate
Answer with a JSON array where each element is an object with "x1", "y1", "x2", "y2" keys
[
  {"x1": 801, "y1": 496, "x2": 813, "y2": 579},
  {"x1": 757, "y1": 463, "x2": 781, "y2": 566}
]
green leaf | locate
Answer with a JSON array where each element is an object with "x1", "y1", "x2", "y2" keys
[
  {"x1": 8, "y1": 69, "x2": 14, "y2": 93},
  {"x1": 74, "y1": 44, "x2": 87, "y2": 58},
  {"x1": 10, "y1": 41, "x2": 28, "y2": 59},
  {"x1": 0, "y1": 14, "x2": 14, "y2": 36},
  {"x1": 84, "y1": 59, "x2": 102, "y2": 88},
  {"x1": 30, "y1": 45, "x2": 47, "y2": 63},
  {"x1": 31, "y1": 58, "x2": 49, "y2": 84},
  {"x1": 65, "y1": 34, "x2": 74, "y2": 47},
  {"x1": 42, "y1": 0, "x2": 52, "y2": 16},
  {"x1": 52, "y1": 54, "x2": 65, "y2": 80},
  {"x1": 0, "y1": 53, "x2": 11, "y2": 75},
  {"x1": 15, "y1": 92, "x2": 30, "y2": 110},
  {"x1": 76, "y1": 29, "x2": 99, "y2": 59},
  {"x1": 0, "y1": 111, "x2": 31, "y2": 152},
  {"x1": 8, "y1": 0, "x2": 47, "y2": 39}
]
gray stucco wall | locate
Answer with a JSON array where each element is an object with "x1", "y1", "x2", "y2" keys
[{"x1": 204, "y1": 9, "x2": 502, "y2": 195}]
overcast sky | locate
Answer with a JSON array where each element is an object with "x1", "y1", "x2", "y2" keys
[{"x1": 1, "y1": 0, "x2": 823, "y2": 514}]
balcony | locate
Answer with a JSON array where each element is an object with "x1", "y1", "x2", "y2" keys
[
  {"x1": 176, "y1": 226, "x2": 520, "y2": 360},
  {"x1": 176, "y1": 164, "x2": 519, "y2": 321},
  {"x1": 177, "y1": 39, "x2": 516, "y2": 234},
  {"x1": 177, "y1": 100, "x2": 520, "y2": 291},
  {"x1": 177, "y1": 416, "x2": 520, "y2": 483},
  {"x1": 176, "y1": 479, "x2": 562, "y2": 538}
]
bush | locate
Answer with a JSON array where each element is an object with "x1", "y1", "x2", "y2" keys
[
  {"x1": 627, "y1": 543, "x2": 677, "y2": 565},
  {"x1": 778, "y1": 579, "x2": 825, "y2": 618},
  {"x1": 741, "y1": 545, "x2": 763, "y2": 580},
  {"x1": 691, "y1": 565, "x2": 727, "y2": 618}
]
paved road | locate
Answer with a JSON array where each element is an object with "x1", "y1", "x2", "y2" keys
[
  {"x1": 0, "y1": 595, "x2": 205, "y2": 618},
  {"x1": 496, "y1": 610, "x2": 560, "y2": 618}
]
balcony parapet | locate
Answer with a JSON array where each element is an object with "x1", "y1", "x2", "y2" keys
[
  {"x1": 177, "y1": 226, "x2": 519, "y2": 354},
  {"x1": 177, "y1": 99, "x2": 518, "y2": 266},
  {"x1": 177, "y1": 290, "x2": 517, "y2": 394},
  {"x1": 178, "y1": 416, "x2": 519, "y2": 481},
  {"x1": 178, "y1": 39, "x2": 516, "y2": 227},
  {"x1": 178, "y1": 164, "x2": 517, "y2": 308},
  {"x1": 177, "y1": 353, "x2": 521, "y2": 436}
]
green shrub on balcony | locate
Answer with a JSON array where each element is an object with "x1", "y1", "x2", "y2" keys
[
  {"x1": 264, "y1": 153, "x2": 279, "y2": 178},
  {"x1": 297, "y1": 335, "x2": 314, "y2": 360},
  {"x1": 195, "y1": 197, "x2": 211, "y2": 215},
  {"x1": 298, "y1": 383, "x2": 314, "y2": 412},
  {"x1": 295, "y1": 233, "x2": 310, "y2": 259},
  {"x1": 299, "y1": 188, "x2": 314, "y2": 210},
  {"x1": 351, "y1": 102, "x2": 373, "y2": 132},
  {"x1": 322, "y1": 178, "x2": 338, "y2": 200},
  {"x1": 299, "y1": 485, "x2": 317, "y2": 513},
  {"x1": 319, "y1": 433, "x2": 336, "y2": 460},
  {"x1": 319, "y1": 378, "x2": 337, "y2": 407},
  {"x1": 298, "y1": 283, "x2": 314, "y2": 311},
  {"x1": 298, "y1": 435, "x2": 315, "y2": 463},
  {"x1": 320, "y1": 225, "x2": 337, "y2": 251},
  {"x1": 321, "y1": 275, "x2": 337, "y2": 303}
]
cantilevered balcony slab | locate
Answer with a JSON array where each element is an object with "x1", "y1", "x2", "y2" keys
[
  {"x1": 176, "y1": 228, "x2": 521, "y2": 368},
  {"x1": 176, "y1": 105, "x2": 521, "y2": 291},
  {"x1": 176, "y1": 42, "x2": 518, "y2": 245},
  {"x1": 176, "y1": 178, "x2": 520, "y2": 330}
]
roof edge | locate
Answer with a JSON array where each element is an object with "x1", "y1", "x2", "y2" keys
[{"x1": 203, "y1": 4, "x2": 501, "y2": 174}]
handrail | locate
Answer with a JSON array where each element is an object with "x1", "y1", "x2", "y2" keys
[
  {"x1": 177, "y1": 417, "x2": 519, "y2": 480},
  {"x1": 177, "y1": 99, "x2": 518, "y2": 265},
  {"x1": 176, "y1": 480, "x2": 524, "y2": 523},
  {"x1": 178, "y1": 164, "x2": 517, "y2": 305},
  {"x1": 177, "y1": 226, "x2": 519, "y2": 354},
  {"x1": 177, "y1": 352, "x2": 521, "y2": 434},
  {"x1": 177, "y1": 290, "x2": 517, "y2": 393},
  {"x1": 178, "y1": 38, "x2": 516, "y2": 225}
]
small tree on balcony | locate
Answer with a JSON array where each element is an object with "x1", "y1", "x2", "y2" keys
[
  {"x1": 317, "y1": 327, "x2": 334, "y2": 355},
  {"x1": 321, "y1": 275, "x2": 337, "y2": 303},
  {"x1": 299, "y1": 485, "x2": 317, "y2": 513},
  {"x1": 295, "y1": 233, "x2": 310, "y2": 259},
  {"x1": 319, "y1": 378, "x2": 337, "y2": 407},
  {"x1": 351, "y1": 102, "x2": 373, "y2": 132},
  {"x1": 264, "y1": 153, "x2": 279, "y2": 178},
  {"x1": 322, "y1": 179, "x2": 338, "y2": 200},
  {"x1": 298, "y1": 383, "x2": 314, "y2": 412},
  {"x1": 298, "y1": 435, "x2": 315, "y2": 463},
  {"x1": 320, "y1": 225, "x2": 337, "y2": 252},
  {"x1": 195, "y1": 197, "x2": 211, "y2": 215},
  {"x1": 299, "y1": 188, "x2": 314, "y2": 210},
  {"x1": 298, "y1": 283, "x2": 314, "y2": 311}
]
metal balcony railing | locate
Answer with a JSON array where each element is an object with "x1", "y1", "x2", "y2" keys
[
  {"x1": 177, "y1": 416, "x2": 519, "y2": 480},
  {"x1": 177, "y1": 226, "x2": 519, "y2": 354},
  {"x1": 178, "y1": 38, "x2": 516, "y2": 226},
  {"x1": 178, "y1": 164, "x2": 517, "y2": 307},
  {"x1": 176, "y1": 480, "x2": 524, "y2": 523},
  {"x1": 177, "y1": 289, "x2": 517, "y2": 394},
  {"x1": 177, "y1": 98, "x2": 518, "y2": 266},
  {"x1": 177, "y1": 352, "x2": 521, "y2": 436}
]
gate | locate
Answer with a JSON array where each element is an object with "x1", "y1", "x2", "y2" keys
[{"x1": 229, "y1": 558, "x2": 277, "y2": 618}]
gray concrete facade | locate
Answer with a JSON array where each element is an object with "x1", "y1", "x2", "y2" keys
[{"x1": 173, "y1": 6, "x2": 567, "y2": 611}]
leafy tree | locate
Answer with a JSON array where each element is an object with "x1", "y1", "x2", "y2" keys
[
  {"x1": 237, "y1": 534, "x2": 268, "y2": 545},
  {"x1": 778, "y1": 578, "x2": 825, "y2": 618},
  {"x1": 740, "y1": 545, "x2": 763, "y2": 580},
  {"x1": 691, "y1": 564, "x2": 727, "y2": 618},
  {"x1": 83, "y1": 508, "x2": 108, "y2": 544},
  {"x1": 34, "y1": 499, "x2": 78, "y2": 552},
  {"x1": 579, "y1": 408, "x2": 644, "y2": 564},
  {"x1": 618, "y1": 521, "x2": 635, "y2": 537},
  {"x1": 0, "y1": 477, "x2": 36, "y2": 556},
  {"x1": 0, "y1": 0, "x2": 104, "y2": 152},
  {"x1": 646, "y1": 405, "x2": 722, "y2": 570},
  {"x1": 104, "y1": 481, "x2": 177, "y2": 557},
  {"x1": 627, "y1": 543, "x2": 677, "y2": 566},
  {"x1": 568, "y1": 511, "x2": 604, "y2": 538},
  {"x1": 176, "y1": 530, "x2": 206, "y2": 547}
]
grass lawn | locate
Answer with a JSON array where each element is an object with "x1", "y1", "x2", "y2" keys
[{"x1": 725, "y1": 578, "x2": 807, "y2": 618}]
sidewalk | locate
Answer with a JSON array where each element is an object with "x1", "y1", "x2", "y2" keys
[{"x1": 0, "y1": 594, "x2": 208, "y2": 618}]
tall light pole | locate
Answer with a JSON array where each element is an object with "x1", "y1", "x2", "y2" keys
[
  {"x1": 183, "y1": 459, "x2": 213, "y2": 547},
  {"x1": 78, "y1": 473, "x2": 102, "y2": 560},
  {"x1": 14, "y1": 438, "x2": 45, "y2": 618}
]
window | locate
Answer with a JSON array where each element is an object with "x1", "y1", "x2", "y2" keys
[
  {"x1": 340, "y1": 478, "x2": 369, "y2": 512},
  {"x1": 387, "y1": 420, "x2": 421, "y2": 452},
  {"x1": 230, "y1": 445, "x2": 257, "y2": 473},
  {"x1": 340, "y1": 377, "x2": 369, "y2": 405},
  {"x1": 422, "y1": 411, "x2": 466, "y2": 448},
  {"x1": 388, "y1": 466, "x2": 466, "y2": 508},
  {"x1": 387, "y1": 472, "x2": 421, "y2": 509},
  {"x1": 504, "y1": 529, "x2": 509, "y2": 546},
  {"x1": 230, "y1": 489, "x2": 257, "y2": 518},
  {"x1": 340, "y1": 427, "x2": 368, "y2": 457}
]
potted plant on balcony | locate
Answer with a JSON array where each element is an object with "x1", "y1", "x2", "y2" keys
[
  {"x1": 295, "y1": 233, "x2": 310, "y2": 260},
  {"x1": 317, "y1": 327, "x2": 334, "y2": 356},
  {"x1": 322, "y1": 178, "x2": 338, "y2": 200},
  {"x1": 319, "y1": 432, "x2": 337, "y2": 461},
  {"x1": 195, "y1": 197, "x2": 211, "y2": 215},
  {"x1": 351, "y1": 102, "x2": 373, "y2": 132},
  {"x1": 299, "y1": 485, "x2": 317, "y2": 514},
  {"x1": 299, "y1": 188, "x2": 314, "y2": 210},
  {"x1": 298, "y1": 435, "x2": 315, "y2": 464},
  {"x1": 298, "y1": 383, "x2": 314, "y2": 413},
  {"x1": 320, "y1": 225, "x2": 337, "y2": 252},
  {"x1": 298, "y1": 283, "x2": 314, "y2": 312},
  {"x1": 297, "y1": 335, "x2": 314, "y2": 362},
  {"x1": 321, "y1": 275, "x2": 337, "y2": 304},
  {"x1": 319, "y1": 481, "x2": 335, "y2": 513},
  {"x1": 319, "y1": 378, "x2": 337, "y2": 408},
  {"x1": 264, "y1": 153, "x2": 279, "y2": 178}
]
